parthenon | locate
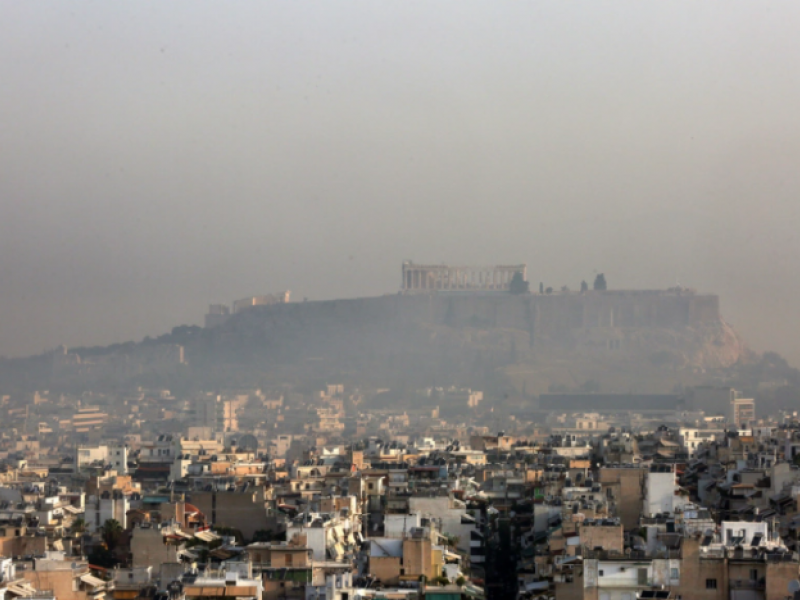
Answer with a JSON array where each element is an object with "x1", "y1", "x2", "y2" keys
[{"x1": 402, "y1": 261, "x2": 527, "y2": 293}]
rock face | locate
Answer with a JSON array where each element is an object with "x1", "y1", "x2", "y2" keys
[
  {"x1": 9, "y1": 290, "x2": 745, "y2": 393},
  {"x1": 195, "y1": 291, "x2": 746, "y2": 391},
  {"x1": 674, "y1": 319, "x2": 748, "y2": 370}
]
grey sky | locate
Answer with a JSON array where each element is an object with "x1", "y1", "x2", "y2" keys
[{"x1": 2, "y1": 2, "x2": 800, "y2": 360}]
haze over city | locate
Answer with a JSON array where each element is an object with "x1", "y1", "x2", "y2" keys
[
  {"x1": 8, "y1": 5, "x2": 800, "y2": 600},
  {"x1": 3, "y1": 1, "x2": 800, "y2": 360}
]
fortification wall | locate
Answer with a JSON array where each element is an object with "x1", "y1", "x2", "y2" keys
[{"x1": 238, "y1": 290, "x2": 720, "y2": 335}]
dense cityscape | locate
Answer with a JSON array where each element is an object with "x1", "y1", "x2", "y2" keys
[
  {"x1": 0, "y1": 265, "x2": 798, "y2": 600},
  {"x1": 4, "y1": 4, "x2": 800, "y2": 599}
]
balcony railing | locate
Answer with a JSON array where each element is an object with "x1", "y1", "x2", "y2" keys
[{"x1": 730, "y1": 579, "x2": 765, "y2": 590}]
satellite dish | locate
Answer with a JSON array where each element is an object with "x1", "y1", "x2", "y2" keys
[{"x1": 788, "y1": 580, "x2": 800, "y2": 594}]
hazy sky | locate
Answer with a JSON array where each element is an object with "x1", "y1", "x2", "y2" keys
[{"x1": 2, "y1": 2, "x2": 800, "y2": 361}]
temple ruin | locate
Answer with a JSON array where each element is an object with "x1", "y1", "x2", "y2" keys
[{"x1": 402, "y1": 261, "x2": 526, "y2": 293}]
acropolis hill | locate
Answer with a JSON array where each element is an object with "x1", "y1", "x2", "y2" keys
[
  {"x1": 6, "y1": 264, "x2": 748, "y2": 395},
  {"x1": 198, "y1": 266, "x2": 745, "y2": 395}
]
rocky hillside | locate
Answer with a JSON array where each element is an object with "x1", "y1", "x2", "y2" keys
[
  {"x1": 0, "y1": 292, "x2": 751, "y2": 396},
  {"x1": 192, "y1": 293, "x2": 749, "y2": 394}
]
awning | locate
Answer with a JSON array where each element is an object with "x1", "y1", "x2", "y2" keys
[
  {"x1": 210, "y1": 548, "x2": 238, "y2": 560},
  {"x1": 194, "y1": 530, "x2": 221, "y2": 542},
  {"x1": 8, "y1": 583, "x2": 38, "y2": 596},
  {"x1": 81, "y1": 573, "x2": 107, "y2": 588},
  {"x1": 172, "y1": 530, "x2": 194, "y2": 539}
]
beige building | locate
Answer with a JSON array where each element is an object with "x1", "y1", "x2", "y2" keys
[
  {"x1": 578, "y1": 522, "x2": 624, "y2": 555},
  {"x1": 730, "y1": 397, "x2": 756, "y2": 429},
  {"x1": 72, "y1": 406, "x2": 108, "y2": 433},
  {"x1": 368, "y1": 533, "x2": 443, "y2": 585},
  {"x1": 196, "y1": 395, "x2": 244, "y2": 432},
  {"x1": 675, "y1": 536, "x2": 798, "y2": 600},
  {"x1": 598, "y1": 466, "x2": 648, "y2": 530},
  {"x1": 192, "y1": 486, "x2": 271, "y2": 540},
  {"x1": 21, "y1": 559, "x2": 107, "y2": 600}
]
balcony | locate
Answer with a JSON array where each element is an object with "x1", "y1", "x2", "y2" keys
[{"x1": 729, "y1": 578, "x2": 765, "y2": 591}]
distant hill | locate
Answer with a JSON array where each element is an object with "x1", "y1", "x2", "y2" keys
[{"x1": 0, "y1": 290, "x2": 752, "y2": 398}]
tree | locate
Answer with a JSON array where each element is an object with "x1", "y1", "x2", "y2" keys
[
  {"x1": 71, "y1": 517, "x2": 87, "y2": 557},
  {"x1": 251, "y1": 529, "x2": 276, "y2": 543},
  {"x1": 71, "y1": 517, "x2": 86, "y2": 535},
  {"x1": 88, "y1": 546, "x2": 116, "y2": 569},
  {"x1": 213, "y1": 526, "x2": 244, "y2": 544},
  {"x1": 509, "y1": 271, "x2": 529, "y2": 294},
  {"x1": 100, "y1": 519, "x2": 124, "y2": 553},
  {"x1": 580, "y1": 280, "x2": 589, "y2": 292},
  {"x1": 593, "y1": 273, "x2": 607, "y2": 291}
]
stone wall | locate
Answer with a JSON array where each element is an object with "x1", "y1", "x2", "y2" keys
[{"x1": 240, "y1": 289, "x2": 720, "y2": 335}]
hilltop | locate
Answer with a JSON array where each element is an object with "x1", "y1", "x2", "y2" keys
[{"x1": 0, "y1": 289, "x2": 756, "y2": 400}]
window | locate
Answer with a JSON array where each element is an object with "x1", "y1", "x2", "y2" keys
[
  {"x1": 670, "y1": 568, "x2": 679, "y2": 580},
  {"x1": 598, "y1": 570, "x2": 604, "y2": 576},
  {"x1": 750, "y1": 569, "x2": 758, "y2": 581},
  {"x1": 285, "y1": 553, "x2": 293, "y2": 566},
  {"x1": 706, "y1": 579, "x2": 717, "y2": 589}
]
